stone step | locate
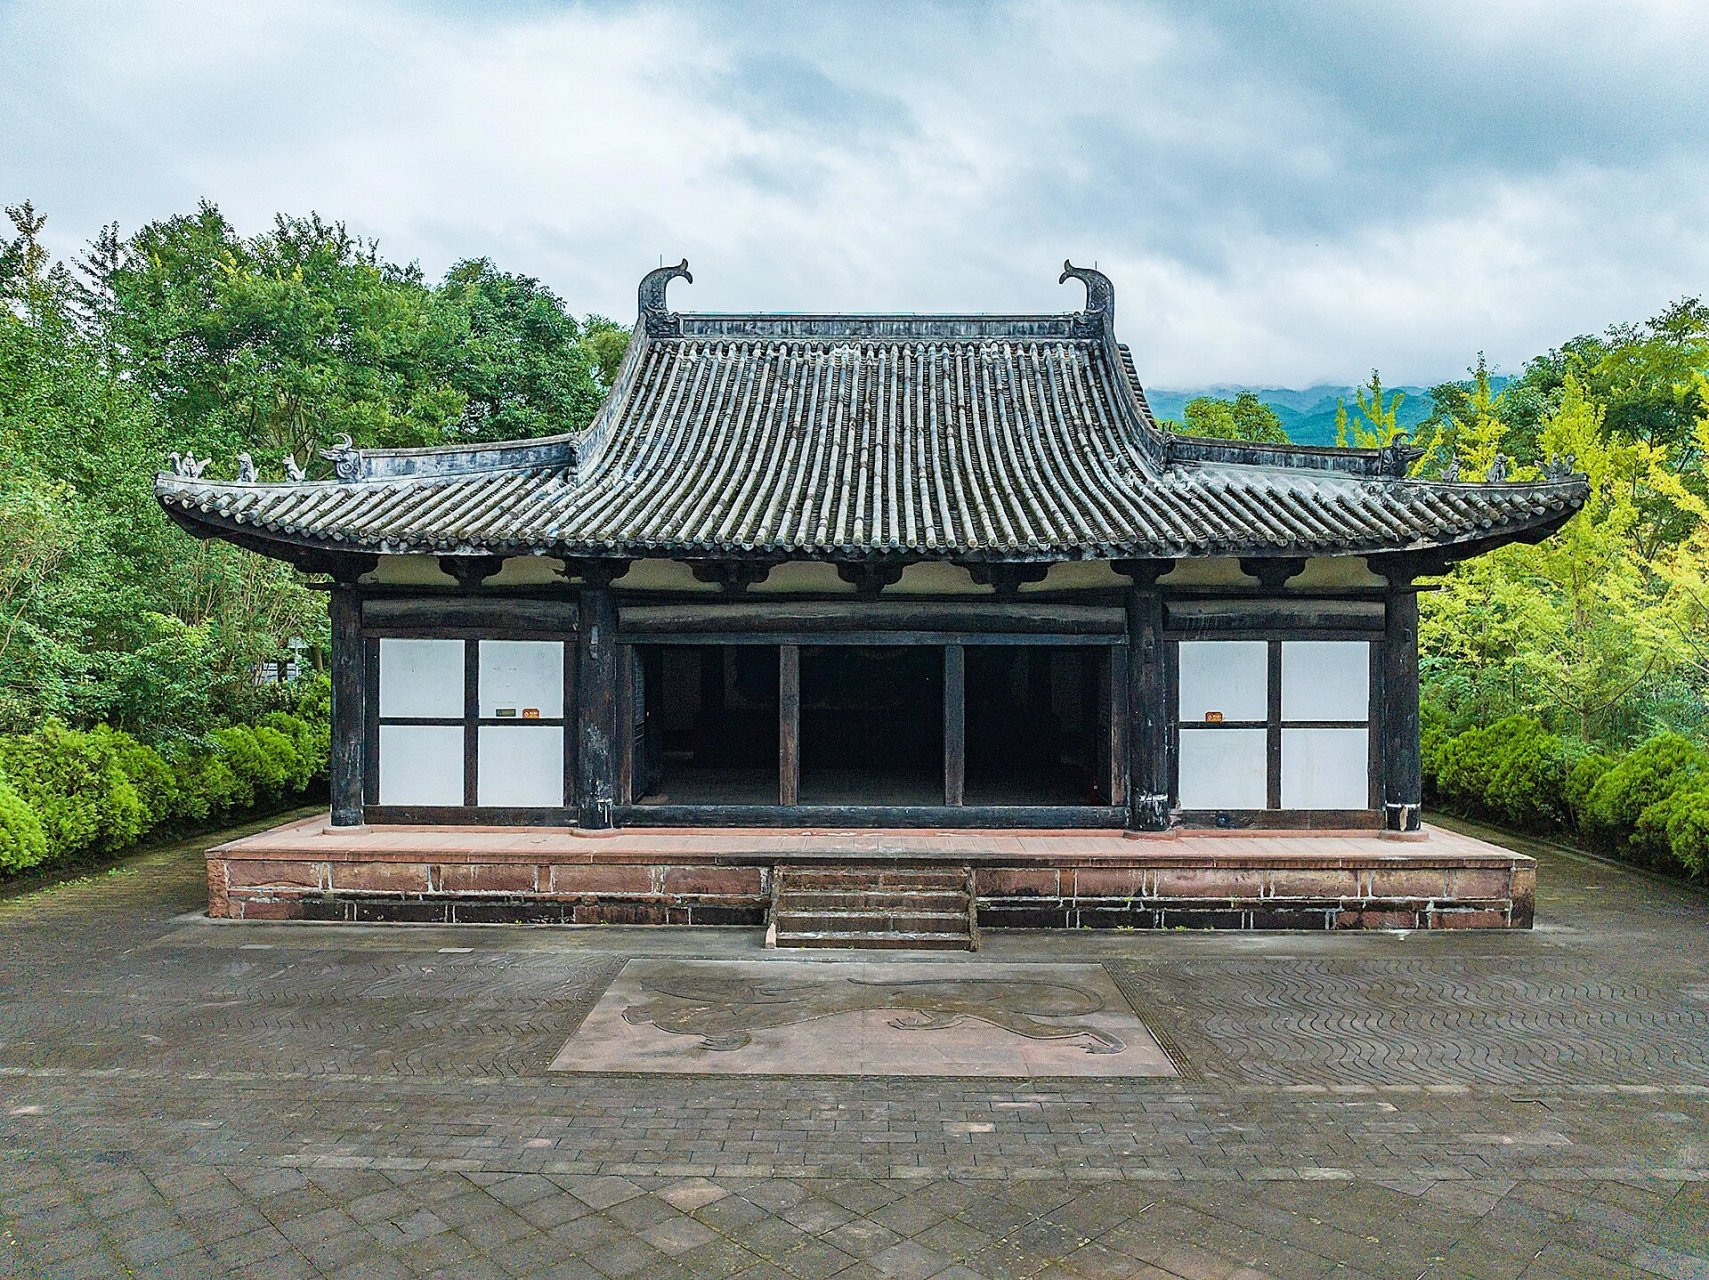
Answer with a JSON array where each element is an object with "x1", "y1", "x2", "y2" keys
[
  {"x1": 771, "y1": 863, "x2": 976, "y2": 951},
  {"x1": 776, "y1": 909, "x2": 969, "y2": 935},
  {"x1": 780, "y1": 890, "x2": 968, "y2": 913},
  {"x1": 781, "y1": 868, "x2": 968, "y2": 891},
  {"x1": 774, "y1": 930, "x2": 974, "y2": 951}
]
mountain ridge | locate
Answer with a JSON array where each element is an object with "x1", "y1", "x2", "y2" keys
[{"x1": 1145, "y1": 380, "x2": 1508, "y2": 446}]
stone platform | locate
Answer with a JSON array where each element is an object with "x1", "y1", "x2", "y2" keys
[{"x1": 206, "y1": 818, "x2": 1535, "y2": 930}]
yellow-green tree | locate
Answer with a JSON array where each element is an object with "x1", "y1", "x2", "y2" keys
[
  {"x1": 1336, "y1": 370, "x2": 1406, "y2": 447},
  {"x1": 1422, "y1": 373, "x2": 1702, "y2": 738}
]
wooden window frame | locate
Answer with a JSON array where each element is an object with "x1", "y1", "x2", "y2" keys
[
  {"x1": 1170, "y1": 634, "x2": 1381, "y2": 826},
  {"x1": 364, "y1": 633, "x2": 572, "y2": 818}
]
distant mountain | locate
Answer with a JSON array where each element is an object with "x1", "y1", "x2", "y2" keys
[{"x1": 1146, "y1": 380, "x2": 1508, "y2": 447}]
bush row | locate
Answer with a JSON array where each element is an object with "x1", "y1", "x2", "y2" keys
[
  {"x1": 0, "y1": 677, "x2": 331, "y2": 878},
  {"x1": 1422, "y1": 708, "x2": 1709, "y2": 881}
]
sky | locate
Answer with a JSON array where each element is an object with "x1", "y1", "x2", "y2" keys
[{"x1": 3, "y1": 0, "x2": 1706, "y2": 388}]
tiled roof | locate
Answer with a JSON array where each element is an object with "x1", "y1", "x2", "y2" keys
[{"x1": 155, "y1": 264, "x2": 1587, "y2": 564}]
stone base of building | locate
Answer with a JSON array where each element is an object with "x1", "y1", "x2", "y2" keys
[{"x1": 206, "y1": 819, "x2": 1534, "y2": 931}]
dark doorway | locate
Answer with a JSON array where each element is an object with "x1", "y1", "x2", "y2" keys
[
  {"x1": 965, "y1": 646, "x2": 1110, "y2": 804},
  {"x1": 799, "y1": 646, "x2": 943, "y2": 805},
  {"x1": 636, "y1": 645, "x2": 779, "y2": 804}
]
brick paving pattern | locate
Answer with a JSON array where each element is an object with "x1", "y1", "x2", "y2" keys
[{"x1": 2, "y1": 814, "x2": 1706, "y2": 1278}]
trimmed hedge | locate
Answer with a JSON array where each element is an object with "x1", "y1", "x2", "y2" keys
[
  {"x1": 0, "y1": 778, "x2": 49, "y2": 874},
  {"x1": 0, "y1": 675, "x2": 331, "y2": 880},
  {"x1": 1423, "y1": 705, "x2": 1709, "y2": 883}
]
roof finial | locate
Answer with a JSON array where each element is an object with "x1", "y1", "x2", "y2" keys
[
  {"x1": 1058, "y1": 260, "x2": 1114, "y2": 335},
  {"x1": 639, "y1": 259, "x2": 692, "y2": 336}
]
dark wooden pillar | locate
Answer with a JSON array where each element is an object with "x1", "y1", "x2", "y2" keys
[
  {"x1": 944, "y1": 643, "x2": 966, "y2": 806},
  {"x1": 1116, "y1": 560, "x2": 1173, "y2": 832},
  {"x1": 328, "y1": 586, "x2": 365, "y2": 827},
  {"x1": 1382, "y1": 581, "x2": 1423, "y2": 832},
  {"x1": 576, "y1": 585, "x2": 620, "y2": 828},
  {"x1": 779, "y1": 644, "x2": 800, "y2": 806}
]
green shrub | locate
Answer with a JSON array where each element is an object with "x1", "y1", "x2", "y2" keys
[
  {"x1": 87, "y1": 724, "x2": 178, "y2": 834},
  {"x1": 0, "y1": 719, "x2": 146, "y2": 859},
  {"x1": 1581, "y1": 733, "x2": 1709, "y2": 858},
  {"x1": 257, "y1": 712, "x2": 320, "y2": 793},
  {"x1": 1565, "y1": 752, "x2": 1615, "y2": 829},
  {"x1": 1434, "y1": 716, "x2": 1571, "y2": 829},
  {"x1": 211, "y1": 723, "x2": 306, "y2": 809},
  {"x1": 1663, "y1": 788, "x2": 1709, "y2": 879},
  {"x1": 292, "y1": 673, "x2": 331, "y2": 728},
  {"x1": 0, "y1": 778, "x2": 49, "y2": 874},
  {"x1": 178, "y1": 747, "x2": 244, "y2": 820},
  {"x1": 291, "y1": 676, "x2": 332, "y2": 784},
  {"x1": 1420, "y1": 702, "x2": 1455, "y2": 799},
  {"x1": 209, "y1": 726, "x2": 263, "y2": 810},
  {"x1": 252, "y1": 724, "x2": 306, "y2": 799}
]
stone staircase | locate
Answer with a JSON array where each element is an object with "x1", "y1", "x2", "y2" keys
[{"x1": 769, "y1": 865, "x2": 978, "y2": 950}]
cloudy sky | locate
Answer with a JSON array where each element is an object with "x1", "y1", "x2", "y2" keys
[{"x1": 3, "y1": 0, "x2": 1706, "y2": 387}]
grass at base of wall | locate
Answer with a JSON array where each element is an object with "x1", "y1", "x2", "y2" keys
[
  {"x1": 0, "y1": 801, "x2": 327, "y2": 903},
  {"x1": 1428, "y1": 809, "x2": 1709, "y2": 896}
]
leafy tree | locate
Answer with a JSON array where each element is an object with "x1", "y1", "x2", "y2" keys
[
  {"x1": 1335, "y1": 370, "x2": 1405, "y2": 447},
  {"x1": 1421, "y1": 360, "x2": 1706, "y2": 741},
  {"x1": 91, "y1": 204, "x2": 465, "y2": 476},
  {"x1": 434, "y1": 258, "x2": 611, "y2": 443},
  {"x1": 1164, "y1": 392, "x2": 1289, "y2": 443}
]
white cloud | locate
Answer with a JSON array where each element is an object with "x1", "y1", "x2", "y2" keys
[{"x1": 2, "y1": 0, "x2": 1705, "y2": 386}]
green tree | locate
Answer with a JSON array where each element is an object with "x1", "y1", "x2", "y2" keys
[
  {"x1": 1165, "y1": 391, "x2": 1289, "y2": 444},
  {"x1": 1336, "y1": 370, "x2": 1405, "y2": 448},
  {"x1": 92, "y1": 203, "x2": 464, "y2": 476},
  {"x1": 434, "y1": 259, "x2": 610, "y2": 443}
]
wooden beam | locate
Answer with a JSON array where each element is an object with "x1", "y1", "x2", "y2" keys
[
  {"x1": 1381, "y1": 583, "x2": 1423, "y2": 832},
  {"x1": 944, "y1": 643, "x2": 966, "y2": 806},
  {"x1": 576, "y1": 585, "x2": 620, "y2": 828},
  {"x1": 616, "y1": 803, "x2": 1126, "y2": 829},
  {"x1": 779, "y1": 644, "x2": 800, "y2": 806},
  {"x1": 328, "y1": 587, "x2": 366, "y2": 826},
  {"x1": 363, "y1": 597, "x2": 576, "y2": 632},
  {"x1": 1125, "y1": 585, "x2": 1170, "y2": 831},
  {"x1": 617, "y1": 600, "x2": 1125, "y2": 636}
]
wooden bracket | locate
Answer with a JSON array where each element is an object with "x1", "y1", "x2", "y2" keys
[
  {"x1": 964, "y1": 562, "x2": 1050, "y2": 599},
  {"x1": 687, "y1": 560, "x2": 775, "y2": 594},
  {"x1": 1238, "y1": 557, "x2": 1306, "y2": 590},
  {"x1": 1113, "y1": 558, "x2": 1174, "y2": 588},
  {"x1": 556, "y1": 557, "x2": 632, "y2": 587},
  {"x1": 835, "y1": 561, "x2": 906, "y2": 599},
  {"x1": 436, "y1": 555, "x2": 506, "y2": 589}
]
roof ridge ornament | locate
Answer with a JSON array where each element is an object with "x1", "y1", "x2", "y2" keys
[
  {"x1": 1377, "y1": 435, "x2": 1423, "y2": 479},
  {"x1": 1058, "y1": 260, "x2": 1114, "y2": 337},
  {"x1": 639, "y1": 258, "x2": 693, "y2": 336},
  {"x1": 167, "y1": 450, "x2": 210, "y2": 479},
  {"x1": 319, "y1": 432, "x2": 363, "y2": 483}
]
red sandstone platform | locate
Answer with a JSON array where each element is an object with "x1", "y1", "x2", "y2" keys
[{"x1": 207, "y1": 819, "x2": 1534, "y2": 931}]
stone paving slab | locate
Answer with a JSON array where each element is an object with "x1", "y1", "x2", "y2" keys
[
  {"x1": 1, "y1": 814, "x2": 1707, "y2": 1278},
  {"x1": 551, "y1": 959, "x2": 1175, "y2": 1076}
]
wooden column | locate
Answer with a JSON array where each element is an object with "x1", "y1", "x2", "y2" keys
[
  {"x1": 1382, "y1": 582, "x2": 1423, "y2": 832},
  {"x1": 944, "y1": 643, "x2": 966, "y2": 806},
  {"x1": 778, "y1": 644, "x2": 800, "y2": 806},
  {"x1": 328, "y1": 586, "x2": 365, "y2": 827},
  {"x1": 576, "y1": 585, "x2": 620, "y2": 829},
  {"x1": 1124, "y1": 578, "x2": 1170, "y2": 831}
]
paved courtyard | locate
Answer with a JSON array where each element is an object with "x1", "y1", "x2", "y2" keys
[{"x1": 2, "y1": 813, "x2": 1707, "y2": 1279}]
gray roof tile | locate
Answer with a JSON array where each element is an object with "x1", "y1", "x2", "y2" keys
[{"x1": 155, "y1": 283, "x2": 1587, "y2": 563}]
